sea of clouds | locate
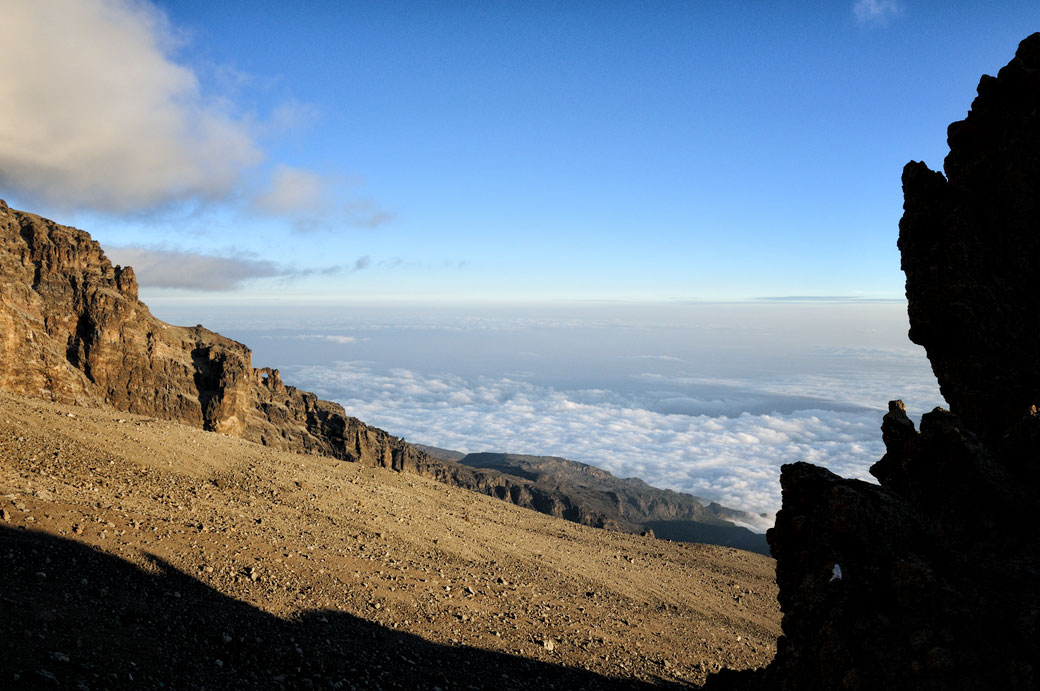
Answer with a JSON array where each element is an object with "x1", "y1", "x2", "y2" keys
[{"x1": 152, "y1": 300, "x2": 945, "y2": 532}]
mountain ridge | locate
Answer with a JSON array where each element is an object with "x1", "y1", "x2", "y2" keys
[{"x1": 454, "y1": 452, "x2": 768, "y2": 552}]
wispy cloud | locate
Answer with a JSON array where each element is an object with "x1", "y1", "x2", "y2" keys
[
  {"x1": 106, "y1": 245, "x2": 380, "y2": 290},
  {"x1": 621, "y1": 355, "x2": 683, "y2": 362},
  {"x1": 853, "y1": 0, "x2": 902, "y2": 25},
  {"x1": 343, "y1": 199, "x2": 395, "y2": 229},
  {"x1": 251, "y1": 165, "x2": 394, "y2": 231},
  {"x1": 755, "y1": 295, "x2": 901, "y2": 302},
  {"x1": 251, "y1": 166, "x2": 326, "y2": 218}
]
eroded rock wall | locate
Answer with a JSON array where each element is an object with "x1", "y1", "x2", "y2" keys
[
  {"x1": 709, "y1": 34, "x2": 1040, "y2": 691},
  {"x1": 0, "y1": 202, "x2": 423, "y2": 470}
]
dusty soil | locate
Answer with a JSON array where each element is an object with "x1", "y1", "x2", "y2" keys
[{"x1": 0, "y1": 392, "x2": 779, "y2": 689}]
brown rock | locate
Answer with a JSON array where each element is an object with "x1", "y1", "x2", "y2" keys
[{"x1": 0, "y1": 203, "x2": 427, "y2": 471}]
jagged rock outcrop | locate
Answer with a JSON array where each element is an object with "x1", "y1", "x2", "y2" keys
[
  {"x1": 0, "y1": 200, "x2": 760, "y2": 549},
  {"x1": 0, "y1": 201, "x2": 429, "y2": 469},
  {"x1": 455, "y1": 453, "x2": 769, "y2": 553},
  {"x1": 708, "y1": 34, "x2": 1040, "y2": 690},
  {"x1": 900, "y1": 34, "x2": 1040, "y2": 452}
]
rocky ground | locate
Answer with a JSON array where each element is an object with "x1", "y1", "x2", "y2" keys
[{"x1": 0, "y1": 392, "x2": 779, "y2": 690}]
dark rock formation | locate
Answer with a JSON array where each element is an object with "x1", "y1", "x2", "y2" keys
[
  {"x1": 456, "y1": 453, "x2": 769, "y2": 554},
  {"x1": 900, "y1": 34, "x2": 1040, "y2": 449},
  {"x1": 708, "y1": 34, "x2": 1040, "y2": 690},
  {"x1": 0, "y1": 200, "x2": 759, "y2": 550}
]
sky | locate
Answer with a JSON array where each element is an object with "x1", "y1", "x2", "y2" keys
[{"x1": 1, "y1": 0, "x2": 1038, "y2": 302}]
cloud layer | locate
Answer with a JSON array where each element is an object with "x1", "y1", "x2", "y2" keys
[
  {"x1": 288, "y1": 361, "x2": 902, "y2": 530},
  {"x1": 0, "y1": 0, "x2": 261, "y2": 212},
  {"x1": 168, "y1": 301, "x2": 943, "y2": 531}
]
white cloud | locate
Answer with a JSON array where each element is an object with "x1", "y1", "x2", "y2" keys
[
  {"x1": 0, "y1": 1, "x2": 390, "y2": 229},
  {"x1": 287, "y1": 361, "x2": 898, "y2": 523},
  {"x1": 853, "y1": 0, "x2": 902, "y2": 24},
  {"x1": 105, "y1": 246, "x2": 281, "y2": 290},
  {"x1": 0, "y1": 0, "x2": 261, "y2": 212}
]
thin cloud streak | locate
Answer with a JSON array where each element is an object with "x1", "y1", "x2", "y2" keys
[
  {"x1": 292, "y1": 334, "x2": 363, "y2": 344},
  {"x1": 853, "y1": 0, "x2": 902, "y2": 25},
  {"x1": 105, "y1": 246, "x2": 374, "y2": 290}
]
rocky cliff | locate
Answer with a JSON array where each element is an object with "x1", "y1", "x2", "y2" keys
[
  {"x1": 0, "y1": 200, "x2": 427, "y2": 470},
  {"x1": 709, "y1": 34, "x2": 1040, "y2": 691},
  {"x1": 0, "y1": 201, "x2": 758, "y2": 548}
]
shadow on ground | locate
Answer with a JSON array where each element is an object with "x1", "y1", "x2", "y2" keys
[{"x1": 0, "y1": 525, "x2": 689, "y2": 690}]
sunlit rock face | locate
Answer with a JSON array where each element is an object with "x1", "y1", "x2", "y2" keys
[
  {"x1": 0, "y1": 199, "x2": 425, "y2": 468},
  {"x1": 708, "y1": 33, "x2": 1040, "y2": 691}
]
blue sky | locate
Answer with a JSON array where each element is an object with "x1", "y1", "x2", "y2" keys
[{"x1": 1, "y1": 1, "x2": 1037, "y2": 301}]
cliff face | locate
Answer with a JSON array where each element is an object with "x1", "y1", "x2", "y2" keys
[
  {"x1": 709, "y1": 34, "x2": 1040, "y2": 691},
  {"x1": 0, "y1": 201, "x2": 428, "y2": 469}
]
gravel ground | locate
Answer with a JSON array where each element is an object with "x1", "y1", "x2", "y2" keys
[{"x1": 0, "y1": 392, "x2": 779, "y2": 689}]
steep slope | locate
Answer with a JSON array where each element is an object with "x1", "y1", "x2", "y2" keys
[
  {"x1": 0, "y1": 391, "x2": 780, "y2": 688},
  {"x1": 709, "y1": 33, "x2": 1040, "y2": 691},
  {"x1": 0, "y1": 201, "x2": 762, "y2": 549}
]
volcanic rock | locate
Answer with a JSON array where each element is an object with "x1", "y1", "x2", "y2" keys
[{"x1": 708, "y1": 34, "x2": 1040, "y2": 690}]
